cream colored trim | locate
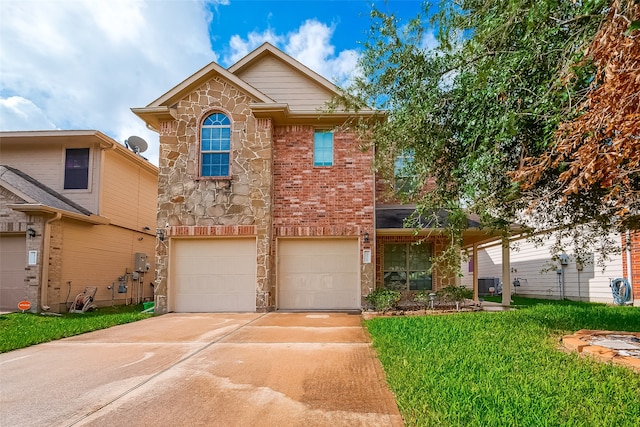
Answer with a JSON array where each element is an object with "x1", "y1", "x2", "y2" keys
[
  {"x1": 250, "y1": 103, "x2": 380, "y2": 125},
  {"x1": 7, "y1": 204, "x2": 110, "y2": 225}
]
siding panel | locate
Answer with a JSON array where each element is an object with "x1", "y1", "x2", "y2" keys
[{"x1": 236, "y1": 57, "x2": 334, "y2": 110}]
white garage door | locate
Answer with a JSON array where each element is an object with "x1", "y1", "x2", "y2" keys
[
  {"x1": 278, "y1": 239, "x2": 360, "y2": 310},
  {"x1": 0, "y1": 234, "x2": 26, "y2": 311},
  {"x1": 172, "y1": 238, "x2": 256, "y2": 312}
]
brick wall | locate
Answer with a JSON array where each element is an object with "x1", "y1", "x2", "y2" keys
[
  {"x1": 273, "y1": 125, "x2": 374, "y2": 229},
  {"x1": 272, "y1": 125, "x2": 375, "y2": 297},
  {"x1": 622, "y1": 230, "x2": 640, "y2": 303}
]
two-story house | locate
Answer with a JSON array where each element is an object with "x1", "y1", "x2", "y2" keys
[
  {"x1": 133, "y1": 43, "x2": 500, "y2": 314},
  {"x1": 0, "y1": 130, "x2": 158, "y2": 313}
]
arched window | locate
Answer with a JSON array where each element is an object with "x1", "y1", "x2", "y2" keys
[{"x1": 201, "y1": 112, "x2": 231, "y2": 177}]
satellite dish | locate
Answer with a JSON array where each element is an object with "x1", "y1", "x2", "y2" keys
[{"x1": 126, "y1": 136, "x2": 148, "y2": 154}]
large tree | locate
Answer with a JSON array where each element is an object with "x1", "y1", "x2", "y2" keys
[{"x1": 335, "y1": 0, "x2": 638, "y2": 266}]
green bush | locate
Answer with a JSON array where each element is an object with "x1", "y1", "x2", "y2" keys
[
  {"x1": 437, "y1": 285, "x2": 472, "y2": 304},
  {"x1": 365, "y1": 288, "x2": 401, "y2": 313}
]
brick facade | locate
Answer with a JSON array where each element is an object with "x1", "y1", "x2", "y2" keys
[
  {"x1": 622, "y1": 230, "x2": 640, "y2": 304},
  {"x1": 272, "y1": 125, "x2": 375, "y2": 300},
  {"x1": 153, "y1": 82, "x2": 378, "y2": 312}
]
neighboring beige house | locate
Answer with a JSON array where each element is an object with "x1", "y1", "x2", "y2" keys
[
  {"x1": 133, "y1": 43, "x2": 502, "y2": 314},
  {"x1": 0, "y1": 130, "x2": 158, "y2": 313}
]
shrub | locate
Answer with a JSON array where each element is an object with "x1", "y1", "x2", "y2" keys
[
  {"x1": 437, "y1": 285, "x2": 473, "y2": 310},
  {"x1": 365, "y1": 289, "x2": 401, "y2": 313}
]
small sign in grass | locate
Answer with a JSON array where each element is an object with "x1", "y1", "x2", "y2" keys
[
  {"x1": 366, "y1": 300, "x2": 640, "y2": 426},
  {"x1": 0, "y1": 304, "x2": 152, "y2": 353}
]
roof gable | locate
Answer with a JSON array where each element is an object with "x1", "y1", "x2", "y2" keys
[
  {"x1": 146, "y1": 61, "x2": 274, "y2": 109},
  {"x1": 228, "y1": 43, "x2": 339, "y2": 111}
]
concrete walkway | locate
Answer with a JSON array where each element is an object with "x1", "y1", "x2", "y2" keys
[{"x1": 0, "y1": 312, "x2": 403, "y2": 427}]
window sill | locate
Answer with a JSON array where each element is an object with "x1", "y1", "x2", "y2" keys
[{"x1": 196, "y1": 176, "x2": 232, "y2": 181}]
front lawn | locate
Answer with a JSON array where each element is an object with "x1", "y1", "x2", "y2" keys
[
  {"x1": 366, "y1": 301, "x2": 640, "y2": 426},
  {"x1": 0, "y1": 304, "x2": 152, "y2": 353}
]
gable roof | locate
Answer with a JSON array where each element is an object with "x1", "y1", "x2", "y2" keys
[
  {"x1": 228, "y1": 42, "x2": 340, "y2": 94},
  {"x1": 0, "y1": 165, "x2": 109, "y2": 224},
  {"x1": 132, "y1": 43, "x2": 379, "y2": 129}
]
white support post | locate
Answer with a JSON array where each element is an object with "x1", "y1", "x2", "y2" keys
[
  {"x1": 501, "y1": 236, "x2": 511, "y2": 307},
  {"x1": 472, "y1": 243, "x2": 479, "y2": 301}
]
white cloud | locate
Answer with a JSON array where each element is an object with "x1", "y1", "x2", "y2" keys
[
  {"x1": 227, "y1": 29, "x2": 284, "y2": 64},
  {"x1": 0, "y1": 0, "x2": 362, "y2": 167},
  {"x1": 227, "y1": 19, "x2": 360, "y2": 86},
  {"x1": 0, "y1": 96, "x2": 58, "y2": 131},
  {"x1": 420, "y1": 29, "x2": 439, "y2": 52},
  {"x1": 0, "y1": 0, "x2": 218, "y2": 166}
]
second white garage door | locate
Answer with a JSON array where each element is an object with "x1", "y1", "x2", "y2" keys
[
  {"x1": 171, "y1": 238, "x2": 256, "y2": 312},
  {"x1": 278, "y1": 238, "x2": 360, "y2": 310}
]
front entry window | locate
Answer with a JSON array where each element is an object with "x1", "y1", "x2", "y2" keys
[{"x1": 383, "y1": 243, "x2": 432, "y2": 290}]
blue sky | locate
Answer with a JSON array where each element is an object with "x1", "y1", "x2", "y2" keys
[{"x1": 0, "y1": 0, "x2": 428, "y2": 165}]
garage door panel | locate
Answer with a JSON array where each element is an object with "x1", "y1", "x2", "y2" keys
[
  {"x1": 278, "y1": 239, "x2": 359, "y2": 310},
  {"x1": 0, "y1": 235, "x2": 26, "y2": 312},
  {"x1": 172, "y1": 238, "x2": 256, "y2": 312}
]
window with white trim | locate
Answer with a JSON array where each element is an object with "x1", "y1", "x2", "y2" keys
[{"x1": 201, "y1": 113, "x2": 231, "y2": 177}]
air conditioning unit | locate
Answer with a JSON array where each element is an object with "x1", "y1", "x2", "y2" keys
[{"x1": 478, "y1": 277, "x2": 501, "y2": 296}]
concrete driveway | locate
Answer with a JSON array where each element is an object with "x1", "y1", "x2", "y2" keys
[{"x1": 0, "y1": 312, "x2": 403, "y2": 426}]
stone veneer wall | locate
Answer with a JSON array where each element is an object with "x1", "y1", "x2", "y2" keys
[
  {"x1": 154, "y1": 76, "x2": 273, "y2": 313},
  {"x1": 272, "y1": 125, "x2": 375, "y2": 300}
]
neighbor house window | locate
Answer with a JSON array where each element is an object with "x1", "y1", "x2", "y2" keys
[
  {"x1": 201, "y1": 112, "x2": 231, "y2": 177},
  {"x1": 64, "y1": 148, "x2": 90, "y2": 189},
  {"x1": 383, "y1": 243, "x2": 432, "y2": 291},
  {"x1": 394, "y1": 150, "x2": 415, "y2": 193},
  {"x1": 313, "y1": 130, "x2": 333, "y2": 166}
]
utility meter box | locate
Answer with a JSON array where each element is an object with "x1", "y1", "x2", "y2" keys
[{"x1": 134, "y1": 253, "x2": 147, "y2": 272}]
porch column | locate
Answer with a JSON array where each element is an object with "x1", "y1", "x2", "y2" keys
[
  {"x1": 472, "y1": 243, "x2": 479, "y2": 301},
  {"x1": 501, "y1": 235, "x2": 511, "y2": 306}
]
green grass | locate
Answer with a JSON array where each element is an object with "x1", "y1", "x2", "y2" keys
[
  {"x1": 366, "y1": 301, "x2": 640, "y2": 426},
  {"x1": 0, "y1": 304, "x2": 152, "y2": 353}
]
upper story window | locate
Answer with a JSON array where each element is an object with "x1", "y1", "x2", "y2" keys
[
  {"x1": 64, "y1": 148, "x2": 90, "y2": 189},
  {"x1": 201, "y1": 112, "x2": 231, "y2": 178},
  {"x1": 394, "y1": 150, "x2": 415, "y2": 193},
  {"x1": 313, "y1": 130, "x2": 333, "y2": 166}
]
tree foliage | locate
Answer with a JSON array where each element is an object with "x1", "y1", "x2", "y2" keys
[
  {"x1": 514, "y1": 0, "x2": 640, "y2": 229},
  {"x1": 334, "y1": 0, "x2": 638, "y2": 265}
]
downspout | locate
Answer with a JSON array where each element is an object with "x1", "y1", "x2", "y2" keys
[
  {"x1": 40, "y1": 212, "x2": 61, "y2": 311},
  {"x1": 626, "y1": 229, "x2": 634, "y2": 302}
]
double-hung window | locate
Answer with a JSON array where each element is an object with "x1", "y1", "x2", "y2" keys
[
  {"x1": 383, "y1": 243, "x2": 433, "y2": 291},
  {"x1": 201, "y1": 113, "x2": 231, "y2": 177},
  {"x1": 313, "y1": 130, "x2": 333, "y2": 166},
  {"x1": 394, "y1": 150, "x2": 415, "y2": 193},
  {"x1": 64, "y1": 148, "x2": 90, "y2": 189}
]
